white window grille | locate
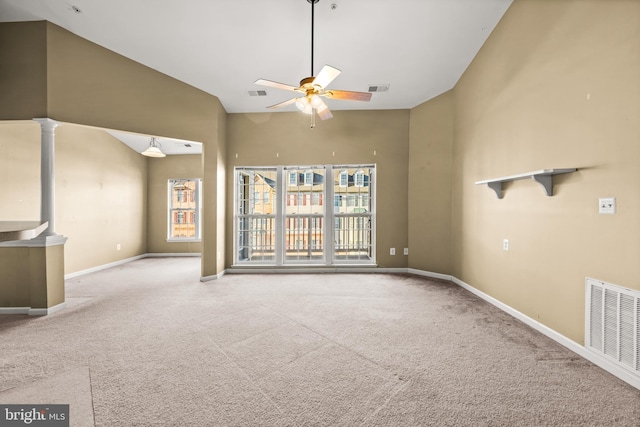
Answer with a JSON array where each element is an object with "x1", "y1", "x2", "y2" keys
[{"x1": 234, "y1": 165, "x2": 375, "y2": 266}]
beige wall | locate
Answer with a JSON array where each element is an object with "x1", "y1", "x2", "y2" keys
[
  {"x1": 408, "y1": 91, "x2": 454, "y2": 274},
  {"x1": 450, "y1": 0, "x2": 640, "y2": 344},
  {"x1": 147, "y1": 154, "x2": 203, "y2": 254},
  {"x1": 0, "y1": 245, "x2": 65, "y2": 309},
  {"x1": 226, "y1": 110, "x2": 410, "y2": 268},
  {"x1": 0, "y1": 122, "x2": 148, "y2": 274},
  {"x1": 0, "y1": 22, "x2": 47, "y2": 119},
  {"x1": 55, "y1": 125, "x2": 147, "y2": 273},
  {"x1": 0, "y1": 247, "x2": 30, "y2": 306},
  {"x1": 0, "y1": 21, "x2": 227, "y2": 277},
  {"x1": 0, "y1": 122, "x2": 41, "y2": 220},
  {"x1": 44, "y1": 21, "x2": 227, "y2": 276}
]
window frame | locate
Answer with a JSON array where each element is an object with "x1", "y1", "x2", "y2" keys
[
  {"x1": 167, "y1": 178, "x2": 202, "y2": 242},
  {"x1": 233, "y1": 165, "x2": 376, "y2": 266}
]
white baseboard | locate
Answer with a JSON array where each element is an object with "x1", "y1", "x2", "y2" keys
[
  {"x1": 224, "y1": 266, "x2": 407, "y2": 275},
  {"x1": 201, "y1": 271, "x2": 226, "y2": 282},
  {"x1": 0, "y1": 302, "x2": 67, "y2": 316},
  {"x1": 0, "y1": 307, "x2": 30, "y2": 315},
  {"x1": 447, "y1": 274, "x2": 639, "y2": 390},
  {"x1": 65, "y1": 253, "x2": 201, "y2": 279},
  {"x1": 65, "y1": 254, "x2": 147, "y2": 279},
  {"x1": 145, "y1": 253, "x2": 201, "y2": 258},
  {"x1": 407, "y1": 268, "x2": 452, "y2": 281},
  {"x1": 29, "y1": 302, "x2": 66, "y2": 316}
]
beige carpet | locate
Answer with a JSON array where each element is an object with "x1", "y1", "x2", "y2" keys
[{"x1": 0, "y1": 257, "x2": 638, "y2": 426}]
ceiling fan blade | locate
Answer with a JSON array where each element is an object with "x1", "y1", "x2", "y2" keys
[
  {"x1": 325, "y1": 90, "x2": 372, "y2": 102},
  {"x1": 315, "y1": 98, "x2": 333, "y2": 120},
  {"x1": 255, "y1": 79, "x2": 297, "y2": 92},
  {"x1": 267, "y1": 97, "x2": 299, "y2": 109},
  {"x1": 317, "y1": 106, "x2": 333, "y2": 121},
  {"x1": 313, "y1": 65, "x2": 341, "y2": 89}
]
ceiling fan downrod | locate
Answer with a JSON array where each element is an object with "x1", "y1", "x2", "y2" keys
[{"x1": 308, "y1": 0, "x2": 319, "y2": 77}]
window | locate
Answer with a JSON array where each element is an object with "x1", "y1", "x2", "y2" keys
[
  {"x1": 168, "y1": 178, "x2": 201, "y2": 241},
  {"x1": 234, "y1": 165, "x2": 375, "y2": 266},
  {"x1": 304, "y1": 171, "x2": 313, "y2": 185},
  {"x1": 339, "y1": 170, "x2": 348, "y2": 187},
  {"x1": 236, "y1": 169, "x2": 277, "y2": 262}
]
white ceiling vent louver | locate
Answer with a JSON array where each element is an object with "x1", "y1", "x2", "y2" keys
[
  {"x1": 248, "y1": 90, "x2": 267, "y2": 97},
  {"x1": 368, "y1": 84, "x2": 390, "y2": 93},
  {"x1": 586, "y1": 278, "x2": 640, "y2": 377}
]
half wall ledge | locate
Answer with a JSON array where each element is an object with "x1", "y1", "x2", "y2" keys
[{"x1": 0, "y1": 221, "x2": 48, "y2": 242}]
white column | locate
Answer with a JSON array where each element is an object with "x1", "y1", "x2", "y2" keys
[{"x1": 33, "y1": 118, "x2": 60, "y2": 236}]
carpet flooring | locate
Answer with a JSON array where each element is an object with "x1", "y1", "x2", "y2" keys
[{"x1": 0, "y1": 257, "x2": 638, "y2": 426}]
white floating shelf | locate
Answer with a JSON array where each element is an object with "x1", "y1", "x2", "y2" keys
[{"x1": 475, "y1": 169, "x2": 577, "y2": 199}]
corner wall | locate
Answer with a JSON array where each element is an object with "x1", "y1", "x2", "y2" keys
[
  {"x1": 408, "y1": 91, "x2": 454, "y2": 274},
  {"x1": 0, "y1": 21, "x2": 227, "y2": 277},
  {"x1": 451, "y1": 0, "x2": 640, "y2": 344},
  {"x1": 147, "y1": 154, "x2": 203, "y2": 254}
]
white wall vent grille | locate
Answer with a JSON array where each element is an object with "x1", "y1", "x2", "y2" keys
[{"x1": 586, "y1": 278, "x2": 639, "y2": 376}]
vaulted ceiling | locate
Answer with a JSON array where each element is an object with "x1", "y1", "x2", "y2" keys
[{"x1": 0, "y1": 0, "x2": 512, "y2": 114}]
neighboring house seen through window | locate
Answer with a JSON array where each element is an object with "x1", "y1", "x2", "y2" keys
[{"x1": 168, "y1": 178, "x2": 201, "y2": 241}]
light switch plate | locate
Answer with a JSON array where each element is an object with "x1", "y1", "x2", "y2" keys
[{"x1": 599, "y1": 197, "x2": 616, "y2": 214}]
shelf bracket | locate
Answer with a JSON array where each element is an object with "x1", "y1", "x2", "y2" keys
[
  {"x1": 532, "y1": 174, "x2": 553, "y2": 196},
  {"x1": 487, "y1": 181, "x2": 504, "y2": 199}
]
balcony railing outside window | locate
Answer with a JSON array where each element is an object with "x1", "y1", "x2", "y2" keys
[{"x1": 235, "y1": 165, "x2": 375, "y2": 265}]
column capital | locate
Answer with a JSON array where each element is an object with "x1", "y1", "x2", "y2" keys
[{"x1": 33, "y1": 118, "x2": 61, "y2": 132}]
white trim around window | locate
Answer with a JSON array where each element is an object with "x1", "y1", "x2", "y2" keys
[
  {"x1": 233, "y1": 165, "x2": 376, "y2": 267},
  {"x1": 167, "y1": 178, "x2": 202, "y2": 242}
]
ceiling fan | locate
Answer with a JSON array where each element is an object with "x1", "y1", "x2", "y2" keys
[{"x1": 254, "y1": 0, "x2": 372, "y2": 127}]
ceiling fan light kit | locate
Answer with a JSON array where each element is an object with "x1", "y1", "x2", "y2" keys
[{"x1": 254, "y1": 0, "x2": 371, "y2": 127}]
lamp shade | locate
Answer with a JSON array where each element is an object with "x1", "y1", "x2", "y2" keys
[
  {"x1": 142, "y1": 137, "x2": 166, "y2": 158},
  {"x1": 295, "y1": 97, "x2": 313, "y2": 115}
]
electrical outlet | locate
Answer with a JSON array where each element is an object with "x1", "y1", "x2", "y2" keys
[
  {"x1": 404, "y1": 248, "x2": 409, "y2": 255},
  {"x1": 390, "y1": 248, "x2": 396, "y2": 256},
  {"x1": 116, "y1": 243, "x2": 121, "y2": 251},
  {"x1": 503, "y1": 239, "x2": 509, "y2": 251}
]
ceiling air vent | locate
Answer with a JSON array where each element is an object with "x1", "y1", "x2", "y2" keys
[
  {"x1": 368, "y1": 84, "x2": 390, "y2": 93},
  {"x1": 248, "y1": 90, "x2": 268, "y2": 97}
]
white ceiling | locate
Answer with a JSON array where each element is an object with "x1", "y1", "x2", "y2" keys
[
  {"x1": 106, "y1": 130, "x2": 203, "y2": 156},
  {"x1": 0, "y1": 0, "x2": 512, "y2": 154}
]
